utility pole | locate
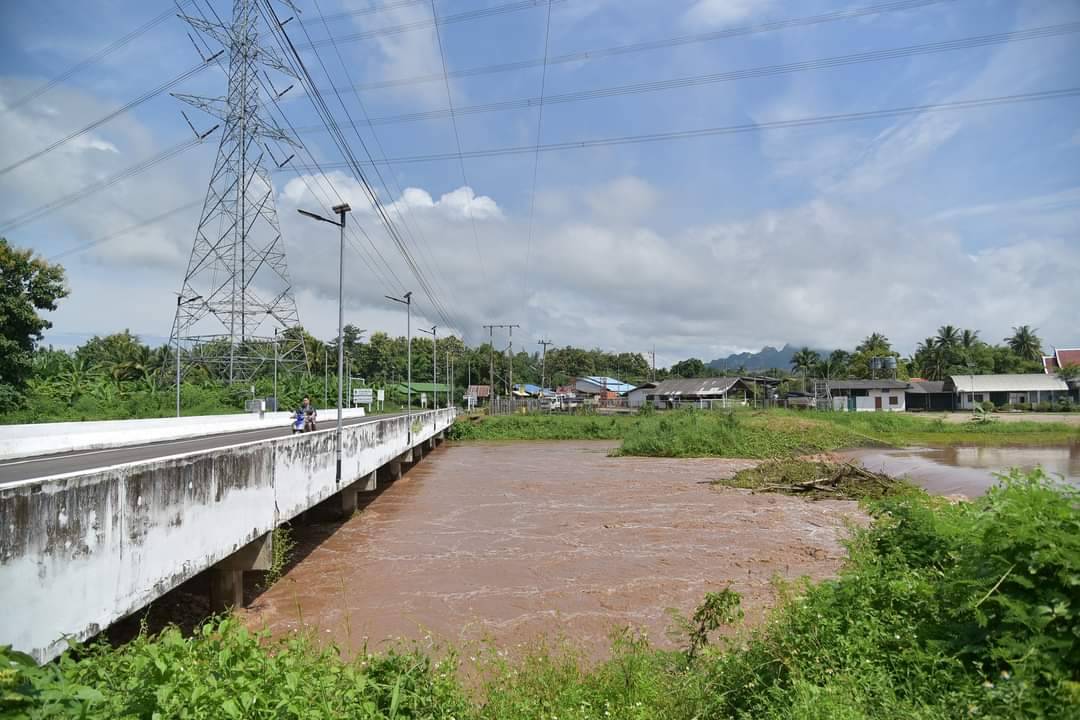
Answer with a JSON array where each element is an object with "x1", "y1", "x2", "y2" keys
[
  {"x1": 483, "y1": 324, "x2": 517, "y2": 413},
  {"x1": 538, "y1": 339, "x2": 553, "y2": 391},
  {"x1": 174, "y1": 293, "x2": 201, "y2": 417},
  {"x1": 297, "y1": 203, "x2": 351, "y2": 484},
  {"x1": 446, "y1": 350, "x2": 450, "y2": 408},
  {"x1": 483, "y1": 325, "x2": 495, "y2": 411},
  {"x1": 385, "y1": 292, "x2": 413, "y2": 437},
  {"x1": 273, "y1": 328, "x2": 279, "y2": 410},
  {"x1": 651, "y1": 346, "x2": 656, "y2": 382},
  {"x1": 323, "y1": 345, "x2": 328, "y2": 407}
]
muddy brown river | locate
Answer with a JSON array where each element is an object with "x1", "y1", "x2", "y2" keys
[{"x1": 242, "y1": 441, "x2": 863, "y2": 659}]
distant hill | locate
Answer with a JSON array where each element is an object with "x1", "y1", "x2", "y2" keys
[{"x1": 708, "y1": 344, "x2": 832, "y2": 372}]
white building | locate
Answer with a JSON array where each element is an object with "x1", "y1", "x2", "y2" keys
[
  {"x1": 827, "y1": 379, "x2": 908, "y2": 412},
  {"x1": 946, "y1": 374, "x2": 1070, "y2": 409}
]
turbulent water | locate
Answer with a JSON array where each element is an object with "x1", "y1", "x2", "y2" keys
[{"x1": 243, "y1": 441, "x2": 862, "y2": 659}]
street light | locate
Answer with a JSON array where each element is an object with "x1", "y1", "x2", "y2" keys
[
  {"x1": 298, "y1": 203, "x2": 351, "y2": 484},
  {"x1": 418, "y1": 325, "x2": 437, "y2": 410},
  {"x1": 174, "y1": 293, "x2": 202, "y2": 417},
  {"x1": 385, "y1": 291, "x2": 413, "y2": 438}
]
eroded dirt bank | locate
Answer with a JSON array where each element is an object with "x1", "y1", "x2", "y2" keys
[{"x1": 242, "y1": 441, "x2": 866, "y2": 659}]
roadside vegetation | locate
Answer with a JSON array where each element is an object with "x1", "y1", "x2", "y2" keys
[
  {"x1": 448, "y1": 407, "x2": 1080, "y2": 454},
  {"x1": 5, "y1": 470, "x2": 1076, "y2": 719}
]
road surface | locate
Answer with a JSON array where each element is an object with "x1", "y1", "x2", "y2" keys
[{"x1": 0, "y1": 412, "x2": 410, "y2": 486}]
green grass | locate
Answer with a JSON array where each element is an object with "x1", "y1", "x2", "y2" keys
[
  {"x1": 447, "y1": 409, "x2": 1079, "y2": 457},
  {"x1": 6, "y1": 471, "x2": 1077, "y2": 719}
]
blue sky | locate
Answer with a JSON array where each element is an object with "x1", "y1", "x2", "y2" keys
[{"x1": 1, "y1": 0, "x2": 1078, "y2": 365}]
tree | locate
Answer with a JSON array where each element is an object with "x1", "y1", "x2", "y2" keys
[
  {"x1": 1005, "y1": 325, "x2": 1043, "y2": 362},
  {"x1": 1057, "y1": 363, "x2": 1080, "y2": 382},
  {"x1": 670, "y1": 358, "x2": 707, "y2": 378},
  {"x1": 0, "y1": 238, "x2": 68, "y2": 399},
  {"x1": 790, "y1": 347, "x2": 820, "y2": 391}
]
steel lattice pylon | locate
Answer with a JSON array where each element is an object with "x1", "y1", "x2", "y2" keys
[{"x1": 170, "y1": 0, "x2": 306, "y2": 383}]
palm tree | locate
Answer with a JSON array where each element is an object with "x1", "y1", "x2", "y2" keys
[
  {"x1": 935, "y1": 325, "x2": 961, "y2": 351},
  {"x1": 790, "y1": 347, "x2": 820, "y2": 392},
  {"x1": 1005, "y1": 325, "x2": 1043, "y2": 361},
  {"x1": 856, "y1": 333, "x2": 889, "y2": 354},
  {"x1": 960, "y1": 328, "x2": 980, "y2": 352}
]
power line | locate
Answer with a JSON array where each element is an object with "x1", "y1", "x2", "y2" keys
[
  {"x1": 428, "y1": 0, "x2": 489, "y2": 289},
  {"x1": 320, "y1": 0, "x2": 958, "y2": 93},
  {"x1": 316, "y1": 0, "x2": 441, "y2": 24},
  {"x1": 283, "y1": 87, "x2": 1080, "y2": 170},
  {"x1": 256, "y1": 0, "x2": 461, "y2": 335},
  {"x1": 0, "y1": 54, "x2": 220, "y2": 177},
  {"x1": 0, "y1": 134, "x2": 212, "y2": 234},
  {"x1": 3, "y1": 1, "x2": 194, "y2": 114},
  {"x1": 300, "y1": 0, "x2": 566, "y2": 50},
  {"x1": 522, "y1": 0, "x2": 553, "y2": 327},
  {"x1": 306, "y1": 0, "x2": 470, "y2": 341},
  {"x1": 296, "y1": 21, "x2": 1080, "y2": 133},
  {"x1": 46, "y1": 199, "x2": 203, "y2": 261}
]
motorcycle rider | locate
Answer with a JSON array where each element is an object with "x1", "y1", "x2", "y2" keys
[{"x1": 300, "y1": 396, "x2": 317, "y2": 431}]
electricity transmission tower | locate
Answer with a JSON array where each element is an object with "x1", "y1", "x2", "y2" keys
[{"x1": 170, "y1": 0, "x2": 307, "y2": 383}]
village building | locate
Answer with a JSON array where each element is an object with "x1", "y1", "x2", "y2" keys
[
  {"x1": 827, "y1": 379, "x2": 909, "y2": 412},
  {"x1": 904, "y1": 379, "x2": 953, "y2": 411},
  {"x1": 1042, "y1": 347, "x2": 1080, "y2": 373},
  {"x1": 627, "y1": 377, "x2": 754, "y2": 409},
  {"x1": 945, "y1": 374, "x2": 1069, "y2": 409}
]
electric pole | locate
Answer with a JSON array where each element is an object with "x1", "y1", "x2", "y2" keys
[
  {"x1": 483, "y1": 323, "x2": 519, "y2": 414},
  {"x1": 538, "y1": 339, "x2": 553, "y2": 391}
]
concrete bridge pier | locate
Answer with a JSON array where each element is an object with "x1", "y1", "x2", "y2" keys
[
  {"x1": 209, "y1": 534, "x2": 272, "y2": 612},
  {"x1": 337, "y1": 471, "x2": 377, "y2": 517}
]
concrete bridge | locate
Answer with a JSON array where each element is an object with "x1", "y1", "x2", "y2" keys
[{"x1": 0, "y1": 408, "x2": 455, "y2": 662}]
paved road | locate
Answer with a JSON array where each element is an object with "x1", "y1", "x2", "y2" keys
[{"x1": 0, "y1": 412, "x2": 410, "y2": 487}]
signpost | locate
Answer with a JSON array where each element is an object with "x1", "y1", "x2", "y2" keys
[{"x1": 352, "y1": 387, "x2": 374, "y2": 410}]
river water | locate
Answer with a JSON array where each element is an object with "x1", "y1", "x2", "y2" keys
[
  {"x1": 242, "y1": 441, "x2": 864, "y2": 660},
  {"x1": 839, "y1": 442, "x2": 1080, "y2": 497}
]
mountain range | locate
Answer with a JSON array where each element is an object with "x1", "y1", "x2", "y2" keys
[{"x1": 708, "y1": 344, "x2": 833, "y2": 372}]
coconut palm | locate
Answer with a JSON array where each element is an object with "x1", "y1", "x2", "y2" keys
[
  {"x1": 791, "y1": 347, "x2": 820, "y2": 392},
  {"x1": 1005, "y1": 325, "x2": 1043, "y2": 361},
  {"x1": 960, "y1": 328, "x2": 980, "y2": 352},
  {"x1": 935, "y1": 325, "x2": 961, "y2": 351}
]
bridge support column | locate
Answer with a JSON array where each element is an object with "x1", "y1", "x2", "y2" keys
[{"x1": 208, "y1": 533, "x2": 272, "y2": 612}]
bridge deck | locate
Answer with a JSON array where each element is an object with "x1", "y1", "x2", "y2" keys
[{"x1": 0, "y1": 412, "x2": 408, "y2": 487}]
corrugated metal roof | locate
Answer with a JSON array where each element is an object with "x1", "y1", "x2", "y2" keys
[
  {"x1": 638, "y1": 377, "x2": 741, "y2": 397},
  {"x1": 465, "y1": 384, "x2": 490, "y2": 398},
  {"x1": 828, "y1": 379, "x2": 909, "y2": 391},
  {"x1": 393, "y1": 382, "x2": 450, "y2": 393},
  {"x1": 579, "y1": 376, "x2": 636, "y2": 394},
  {"x1": 947, "y1": 374, "x2": 1069, "y2": 392},
  {"x1": 906, "y1": 380, "x2": 947, "y2": 394}
]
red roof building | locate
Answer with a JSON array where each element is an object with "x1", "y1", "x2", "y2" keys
[{"x1": 1043, "y1": 348, "x2": 1080, "y2": 373}]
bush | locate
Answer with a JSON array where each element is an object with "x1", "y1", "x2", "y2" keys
[{"x1": 981, "y1": 400, "x2": 996, "y2": 413}]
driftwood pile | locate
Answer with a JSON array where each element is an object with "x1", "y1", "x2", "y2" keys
[{"x1": 725, "y1": 460, "x2": 908, "y2": 500}]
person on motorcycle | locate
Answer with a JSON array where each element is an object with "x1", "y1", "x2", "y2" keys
[{"x1": 300, "y1": 396, "x2": 317, "y2": 431}]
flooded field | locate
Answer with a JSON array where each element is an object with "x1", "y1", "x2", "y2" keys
[
  {"x1": 243, "y1": 441, "x2": 864, "y2": 660},
  {"x1": 841, "y1": 442, "x2": 1080, "y2": 496}
]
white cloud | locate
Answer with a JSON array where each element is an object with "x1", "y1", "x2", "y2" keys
[
  {"x1": 585, "y1": 175, "x2": 659, "y2": 223},
  {"x1": 682, "y1": 0, "x2": 772, "y2": 28}
]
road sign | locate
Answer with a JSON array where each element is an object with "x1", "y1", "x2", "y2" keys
[{"x1": 352, "y1": 388, "x2": 374, "y2": 406}]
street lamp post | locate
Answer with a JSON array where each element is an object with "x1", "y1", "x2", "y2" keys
[
  {"x1": 273, "y1": 328, "x2": 279, "y2": 411},
  {"x1": 174, "y1": 293, "x2": 202, "y2": 417},
  {"x1": 418, "y1": 325, "x2": 437, "y2": 428},
  {"x1": 298, "y1": 203, "x2": 351, "y2": 484},
  {"x1": 385, "y1": 292, "x2": 413, "y2": 438}
]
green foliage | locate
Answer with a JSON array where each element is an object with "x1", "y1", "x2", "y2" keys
[
  {"x1": 0, "y1": 618, "x2": 469, "y2": 719},
  {"x1": 446, "y1": 413, "x2": 633, "y2": 441},
  {"x1": 618, "y1": 409, "x2": 864, "y2": 458},
  {"x1": 264, "y1": 525, "x2": 297, "y2": 587},
  {"x1": 0, "y1": 238, "x2": 68, "y2": 393}
]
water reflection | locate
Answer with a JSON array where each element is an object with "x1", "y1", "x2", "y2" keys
[{"x1": 841, "y1": 443, "x2": 1079, "y2": 497}]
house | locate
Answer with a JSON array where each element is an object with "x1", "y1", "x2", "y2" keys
[
  {"x1": 465, "y1": 384, "x2": 491, "y2": 401},
  {"x1": 574, "y1": 376, "x2": 635, "y2": 397},
  {"x1": 627, "y1": 377, "x2": 753, "y2": 409},
  {"x1": 1042, "y1": 347, "x2": 1080, "y2": 373},
  {"x1": 904, "y1": 379, "x2": 954, "y2": 411},
  {"x1": 945, "y1": 374, "x2": 1069, "y2": 409},
  {"x1": 827, "y1": 379, "x2": 909, "y2": 412}
]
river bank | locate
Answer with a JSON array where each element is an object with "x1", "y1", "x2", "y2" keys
[{"x1": 449, "y1": 408, "x2": 1080, "y2": 454}]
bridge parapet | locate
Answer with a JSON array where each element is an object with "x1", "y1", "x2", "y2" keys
[{"x1": 0, "y1": 408, "x2": 455, "y2": 663}]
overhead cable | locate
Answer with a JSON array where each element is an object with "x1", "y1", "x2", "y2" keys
[{"x1": 283, "y1": 87, "x2": 1080, "y2": 170}]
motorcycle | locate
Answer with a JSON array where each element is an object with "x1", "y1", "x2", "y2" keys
[{"x1": 292, "y1": 411, "x2": 317, "y2": 434}]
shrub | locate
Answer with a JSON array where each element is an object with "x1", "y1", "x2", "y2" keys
[{"x1": 981, "y1": 400, "x2": 996, "y2": 413}]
